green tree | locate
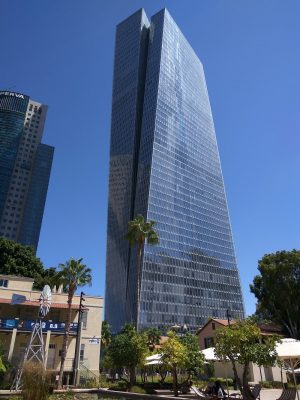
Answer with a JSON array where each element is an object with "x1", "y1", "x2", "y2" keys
[
  {"x1": 214, "y1": 319, "x2": 278, "y2": 400},
  {"x1": 100, "y1": 321, "x2": 113, "y2": 373},
  {"x1": 105, "y1": 324, "x2": 148, "y2": 389},
  {"x1": 101, "y1": 320, "x2": 113, "y2": 349},
  {"x1": 180, "y1": 333, "x2": 205, "y2": 380},
  {"x1": 34, "y1": 267, "x2": 60, "y2": 290},
  {"x1": 125, "y1": 215, "x2": 159, "y2": 327},
  {"x1": 57, "y1": 258, "x2": 92, "y2": 389},
  {"x1": 142, "y1": 327, "x2": 162, "y2": 351},
  {"x1": 0, "y1": 339, "x2": 11, "y2": 386},
  {"x1": 250, "y1": 250, "x2": 300, "y2": 339},
  {"x1": 0, "y1": 343, "x2": 7, "y2": 375},
  {"x1": 161, "y1": 331, "x2": 188, "y2": 397},
  {"x1": 0, "y1": 237, "x2": 44, "y2": 288}
]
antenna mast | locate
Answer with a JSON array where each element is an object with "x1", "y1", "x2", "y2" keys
[{"x1": 12, "y1": 285, "x2": 52, "y2": 390}]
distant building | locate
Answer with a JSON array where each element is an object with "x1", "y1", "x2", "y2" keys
[
  {"x1": 0, "y1": 274, "x2": 103, "y2": 384},
  {"x1": 197, "y1": 318, "x2": 234, "y2": 350},
  {"x1": 105, "y1": 8, "x2": 244, "y2": 333},
  {"x1": 197, "y1": 318, "x2": 286, "y2": 384},
  {"x1": 0, "y1": 91, "x2": 54, "y2": 250},
  {"x1": 197, "y1": 317, "x2": 285, "y2": 350}
]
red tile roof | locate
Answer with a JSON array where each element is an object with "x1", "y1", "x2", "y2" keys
[
  {"x1": 197, "y1": 318, "x2": 236, "y2": 334},
  {"x1": 197, "y1": 318, "x2": 285, "y2": 336},
  {"x1": 212, "y1": 319, "x2": 233, "y2": 326}
]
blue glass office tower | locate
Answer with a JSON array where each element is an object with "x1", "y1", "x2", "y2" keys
[
  {"x1": 0, "y1": 91, "x2": 54, "y2": 250},
  {"x1": 105, "y1": 9, "x2": 244, "y2": 333}
]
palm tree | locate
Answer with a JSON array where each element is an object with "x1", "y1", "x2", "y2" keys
[
  {"x1": 101, "y1": 320, "x2": 112, "y2": 349},
  {"x1": 125, "y1": 215, "x2": 159, "y2": 328},
  {"x1": 57, "y1": 258, "x2": 92, "y2": 389},
  {"x1": 142, "y1": 327, "x2": 162, "y2": 351}
]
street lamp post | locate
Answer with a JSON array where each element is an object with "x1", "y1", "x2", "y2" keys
[
  {"x1": 73, "y1": 292, "x2": 85, "y2": 386},
  {"x1": 226, "y1": 309, "x2": 232, "y2": 327}
]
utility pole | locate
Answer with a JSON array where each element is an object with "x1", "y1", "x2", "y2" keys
[
  {"x1": 226, "y1": 309, "x2": 231, "y2": 327},
  {"x1": 72, "y1": 292, "x2": 85, "y2": 386}
]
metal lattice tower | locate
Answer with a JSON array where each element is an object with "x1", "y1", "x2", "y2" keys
[
  {"x1": 11, "y1": 285, "x2": 52, "y2": 391},
  {"x1": 12, "y1": 319, "x2": 45, "y2": 390}
]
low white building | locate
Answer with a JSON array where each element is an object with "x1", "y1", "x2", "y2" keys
[{"x1": 202, "y1": 347, "x2": 287, "y2": 383}]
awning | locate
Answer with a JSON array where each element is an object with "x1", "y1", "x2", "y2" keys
[
  {"x1": 276, "y1": 339, "x2": 300, "y2": 400},
  {"x1": 201, "y1": 347, "x2": 219, "y2": 361},
  {"x1": 145, "y1": 353, "x2": 162, "y2": 365},
  {"x1": 145, "y1": 360, "x2": 163, "y2": 365},
  {"x1": 276, "y1": 338, "x2": 300, "y2": 366}
]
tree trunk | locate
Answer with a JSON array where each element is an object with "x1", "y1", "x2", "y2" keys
[
  {"x1": 57, "y1": 290, "x2": 74, "y2": 389},
  {"x1": 158, "y1": 367, "x2": 167, "y2": 384},
  {"x1": 231, "y1": 360, "x2": 242, "y2": 392},
  {"x1": 135, "y1": 241, "x2": 143, "y2": 329},
  {"x1": 241, "y1": 363, "x2": 254, "y2": 400},
  {"x1": 129, "y1": 365, "x2": 136, "y2": 390},
  {"x1": 172, "y1": 366, "x2": 179, "y2": 397},
  {"x1": 286, "y1": 309, "x2": 298, "y2": 339}
]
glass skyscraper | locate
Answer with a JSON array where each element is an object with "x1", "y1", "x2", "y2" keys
[
  {"x1": 0, "y1": 91, "x2": 54, "y2": 250},
  {"x1": 105, "y1": 9, "x2": 244, "y2": 333}
]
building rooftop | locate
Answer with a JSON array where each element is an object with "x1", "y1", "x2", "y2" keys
[
  {"x1": 0, "y1": 297, "x2": 79, "y2": 310},
  {"x1": 196, "y1": 318, "x2": 234, "y2": 334},
  {"x1": 197, "y1": 318, "x2": 284, "y2": 336},
  {"x1": 0, "y1": 274, "x2": 34, "y2": 282}
]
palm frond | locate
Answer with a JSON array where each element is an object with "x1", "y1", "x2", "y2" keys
[
  {"x1": 124, "y1": 215, "x2": 159, "y2": 247},
  {"x1": 58, "y1": 258, "x2": 92, "y2": 291}
]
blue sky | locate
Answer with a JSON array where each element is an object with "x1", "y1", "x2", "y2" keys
[{"x1": 1, "y1": 0, "x2": 299, "y2": 317}]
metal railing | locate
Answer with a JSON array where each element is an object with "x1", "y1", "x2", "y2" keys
[{"x1": 79, "y1": 361, "x2": 99, "y2": 384}]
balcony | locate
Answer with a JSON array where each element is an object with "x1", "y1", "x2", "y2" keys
[{"x1": 0, "y1": 318, "x2": 78, "y2": 334}]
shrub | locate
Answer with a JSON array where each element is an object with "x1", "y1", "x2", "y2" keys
[
  {"x1": 49, "y1": 393, "x2": 74, "y2": 400},
  {"x1": 260, "y1": 381, "x2": 272, "y2": 388},
  {"x1": 131, "y1": 385, "x2": 147, "y2": 394},
  {"x1": 0, "y1": 341, "x2": 12, "y2": 389},
  {"x1": 139, "y1": 383, "x2": 156, "y2": 394},
  {"x1": 0, "y1": 379, "x2": 12, "y2": 390},
  {"x1": 272, "y1": 381, "x2": 284, "y2": 389},
  {"x1": 108, "y1": 381, "x2": 128, "y2": 391},
  {"x1": 21, "y1": 361, "x2": 50, "y2": 400},
  {"x1": 98, "y1": 377, "x2": 110, "y2": 388},
  {"x1": 80, "y1": 378, "x2": 98, "y2": 388},
  {"x1": 259, "y1": 380, "x2": 285, "y2": 389},
  {"x1": 209, "y1": 377, "x2": 233, "y2": 386}
]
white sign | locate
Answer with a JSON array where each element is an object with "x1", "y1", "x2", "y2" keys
[
  {"x1": 0, "y1": 91, "x2": 24, "y2": 99},
  {"x1": 88, "y1": 338, "x2": 100, "y2": 345}
]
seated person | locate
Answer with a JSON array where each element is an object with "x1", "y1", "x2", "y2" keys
[
  {"x1": 203, "y1": 382, "x2": 214, "y2": 394},
  {"x1": 181, "y1": 380, "x2": 193, "y2": 394},
  {"x1": 211, "y1": 381, "x2": 228, "y2": 398}
]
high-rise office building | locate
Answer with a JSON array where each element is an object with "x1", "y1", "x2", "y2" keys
[
  {"x1": 105, "y1": 9, "x2": 244, "y2": 333},
  {"x1": 0, "y1": 91, "x2": 54, "y2": 250}
]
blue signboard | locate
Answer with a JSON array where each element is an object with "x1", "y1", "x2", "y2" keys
[
  {"x1": 0, "y1": 318, "x2": 78, "y2": 332},
  {"x1": 0, "y1": 319, "x2": 16, "y2": 329}
]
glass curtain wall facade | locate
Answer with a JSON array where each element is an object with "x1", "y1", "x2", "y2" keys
[
  {"x1": 105, "y1": 9, "x2": 244, "y2": 333},
  {"x1": 105, "y1": 10, "x2": 150, "y2": 332},
  {"x1": 19, "y1": 143, "x2": 54, "y2": 247},
  {"x1": 0, "y1": 93, "x2": 29, "y2": 219},
  {"x1": 0, "y1": 91, "x2": 54, "y2": 250}
]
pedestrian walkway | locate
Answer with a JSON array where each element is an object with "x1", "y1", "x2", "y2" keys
[{"x1": 155, "y1": 388, "x2": 300, "y2": 400}]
